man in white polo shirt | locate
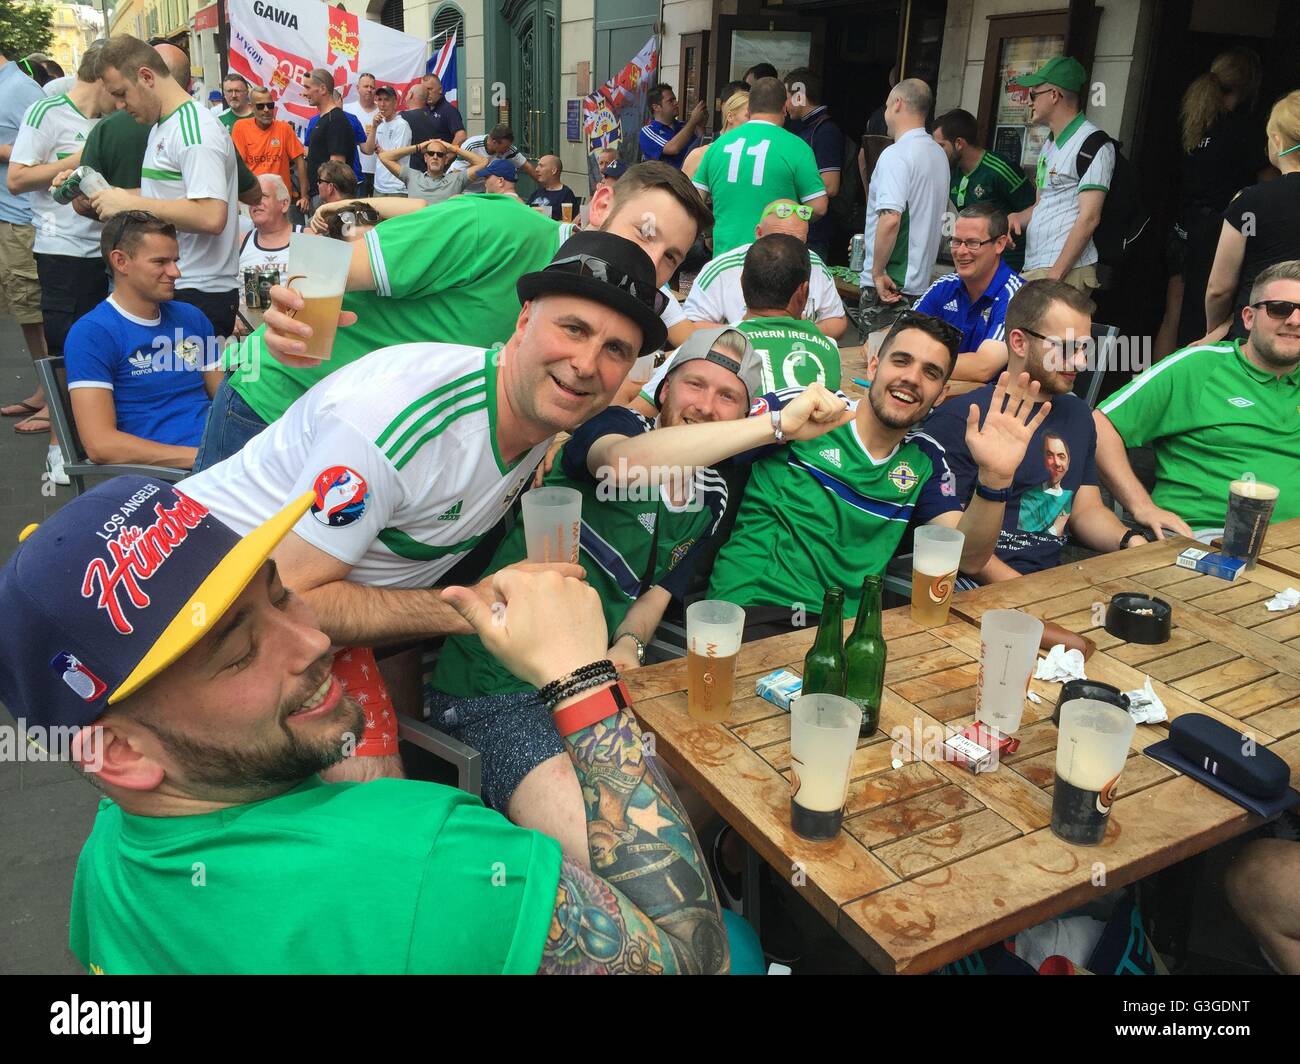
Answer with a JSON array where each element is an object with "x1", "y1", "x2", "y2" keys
[
  {"x1": 858, "y1": 78, "x2": 949, "y2": 339},
  {"x1": 1010, "y1": 56, "x2": 1113, "y2": 293},
  {"x1": 90, "y1": 34, "x2": 240, "y2": 335},
  {"x1": 685, "y1": 197, "x2": 848, "y2": 340}
]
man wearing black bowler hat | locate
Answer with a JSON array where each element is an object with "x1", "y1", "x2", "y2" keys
[
  {"x1": 0, "y1": 478, "x2": 729, "y2": 974},
  {"x1": 179, "y1": 232, "x2": 666, "y2": 812}
]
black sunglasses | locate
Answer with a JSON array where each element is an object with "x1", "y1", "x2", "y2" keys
[
  {"x1": 548, "y1": 254, "x2": 667, "y2": 315},
  {"x1": 1022, "y1": 326, "x2": 1089, "y2": 358},
  {"x1": 253, "y1": 102, "x2": 275, "y2": 111},
  {"x1": 1251, "y1": 299, "x2": 1300, "y2": 321}
]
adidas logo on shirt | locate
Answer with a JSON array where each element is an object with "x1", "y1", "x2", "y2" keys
[
  {"x1": 1226, "y1": 397, "x2": 1255, "y2": 408},
  {"x1": 437, "y1": 500, "x2": 463, "y2": 521},
  {"x1": 943, "y1": 300, "x2": 959, "y2": 312},
  {"x1": 638, "y1": 512, "x2": 657, "y2": 534},
  {"x1": 127, "y1": 350, "x2": 153, "y2": 374},
  {"x1": 818, "y1": 448, "x2": 842, "y2": 468}
]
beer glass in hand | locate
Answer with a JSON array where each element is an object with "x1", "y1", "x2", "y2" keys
[{"x1": 283, "y1": 232, "x2": 353, "y2": 360}]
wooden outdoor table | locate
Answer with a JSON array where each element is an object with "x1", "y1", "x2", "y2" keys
[{"x1": 623, "y1": 522, "x2": 1300, "y2": 974}]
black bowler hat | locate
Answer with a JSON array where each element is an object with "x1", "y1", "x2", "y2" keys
[{"x1": 517, "y1": 230, "x2": 667, "y2": 356}]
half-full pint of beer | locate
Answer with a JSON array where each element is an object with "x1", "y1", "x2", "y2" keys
[
  {"x1": 1051, "y1": 698, "x2": 1135, "y2": 845},
  {"x1": 910, "y1": 564, "x2": 956, "y2": 626},
  {"x1": 295, "y1": 292, "x2": 345, "y2": 361},
  {"x1": 687, "y1": 648, "x2": 738, "y2": 722}
]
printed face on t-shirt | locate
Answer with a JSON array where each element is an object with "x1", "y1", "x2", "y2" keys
[{"x1": 1044, "y1": 433, "x2": 1070, "y2": 487}]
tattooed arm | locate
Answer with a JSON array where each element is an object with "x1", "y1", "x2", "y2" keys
[{"x1": 442, "y1": 570, "x2": 729, "y2": 975}]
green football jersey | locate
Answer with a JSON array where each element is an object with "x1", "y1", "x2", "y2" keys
[
  {"x1": 433, "y1": 407, "x2": 729, "y2": 698},
  {"x1": 734, "y1": 316, "x2": 842, "y2": 393},
  {"x1": 1098, "y1": 340, "x2": 1300, "y2": 528},
  {"x1": 693, "y1": 119, "x2": 827, "y2": 256},
  {"x1": 70, "y1": 777, "x2": 561, "y2": 974},
  {"x1": 708, "y1": 399, "x2": 961, "y2": 618},
  {"x1": 230, "y1": 196, "x2": 572, "y2": 426},
  {"x1": 951, "y1": 149, "x2": 1034, "y2": 269}
]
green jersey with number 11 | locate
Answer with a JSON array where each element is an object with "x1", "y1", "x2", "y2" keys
[{"x1": 694, "y1": 119, "x2": 827, "y2": 257}]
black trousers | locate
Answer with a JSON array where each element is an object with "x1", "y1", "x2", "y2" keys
[
  {"x1": 173, "y1": 288, "x2": 239, "y2": 338},
  {"x1": 34, "y1": 252, "x2": 109, "y2": 357}
]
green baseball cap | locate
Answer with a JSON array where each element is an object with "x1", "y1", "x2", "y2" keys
[{"x1": 1010, "y1": 56, "x2": 1087, "y2": 93}]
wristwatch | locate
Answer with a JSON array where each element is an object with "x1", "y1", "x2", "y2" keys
[
  {"x1": 974, "y1": 481, "x2": 1012, "y2": 503},
  {"x1": 615, "y1": 632, "x2": 646, "y2": 665},
  {"x1": 1119, "y1": 528, "x2": 1148, "y2": 549}
]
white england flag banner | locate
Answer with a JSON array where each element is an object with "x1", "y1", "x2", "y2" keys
[{"x1": 226, "y1": 0, "x2": 425, "y2": 143}]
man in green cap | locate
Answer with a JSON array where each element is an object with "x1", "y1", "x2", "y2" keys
[{"x1": 1010, "y1": 56, "x2": 1112, "y2": 293}]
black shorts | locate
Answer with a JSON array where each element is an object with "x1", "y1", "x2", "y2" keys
[
  {"x1": 35, "y1": 252, "x2": 108, "y2": 357},
  {"x1": 173, "y1": 288, "x2": 239, "y2": 338},
  {"x1": 424, "y1": 687, "x2": 566, "y2": 814}
]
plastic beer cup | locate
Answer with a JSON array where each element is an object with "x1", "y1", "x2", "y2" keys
[
  {"x1": 686, "y1": 600, "x2": 744, "y2": 723},
  {"x1": 790, "y1": 693, "x2": 862, "y2": 840},
  {"x1": 976, "y1": 609, "x2": 1044, "y2": 735},
  {"x1": 911, "y1": 525, "x2": 965, "y2": 625},
  {"x1": 1051, "y1": 698, "x2": 1136, "y2": 845},
  {"x1": 520, "y1": 486, "x2": 582, "y2": 563},
  {"x1": 284, "y1": 233, "x2": 353, "y2": 360}
]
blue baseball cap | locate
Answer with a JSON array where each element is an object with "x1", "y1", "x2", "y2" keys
[
  {"x1": 482, "y1": 158, "x2": 518, "y2": 182},
  {"x1": 601, "y1": 159, "x2": 628, "y2": 181},
  {"x1": 0, "y1": 477, "x2": 313, "y2": 730}
]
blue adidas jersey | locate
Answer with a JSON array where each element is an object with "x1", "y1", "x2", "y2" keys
[
  {"x1": 914, "y1": 261, "x2": 1024, "y2": 364},
  {"x1": 64, "y1": 297, "x2": 217, "y2": 448}
]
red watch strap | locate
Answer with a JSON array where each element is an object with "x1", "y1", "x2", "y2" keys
[{"x1": 553, "y1": 681, "x2": 632, "y2": 738}]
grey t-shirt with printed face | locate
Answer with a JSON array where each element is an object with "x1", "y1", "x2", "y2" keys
[{"x1": 403, "y1": 167, "x2": 469, "y2": 204}]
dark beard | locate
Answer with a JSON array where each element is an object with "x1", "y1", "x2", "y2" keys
[
  {"x1": 1251, "y1": 334, "x2": 1300, "y2": 373},
  {"x1": 868, "y1": 382, "x2": 925, "y2": 430},
  {"x1": 143, "y1": 697, "x2": 365, "y2": 796}
]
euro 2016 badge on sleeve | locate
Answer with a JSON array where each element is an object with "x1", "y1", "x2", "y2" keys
[{"x1": 311, "y1": 466, "x2": 369, "y2": 527}]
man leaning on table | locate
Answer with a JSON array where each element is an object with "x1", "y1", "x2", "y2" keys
[
  {"x1": 0, "y1": 479, "x2": 731, "y2": 975},
  {"x1": 705, "y1": 311, "x2": 1055, "y2": 634},
  {"x1": 923, "y1": 279, "x2": 1152, "y2": 582},
  {"x1": 1094, "y1": 259, "x2": 1300, "y2": 535}
]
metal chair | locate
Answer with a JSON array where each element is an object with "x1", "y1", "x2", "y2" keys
[
  {"x1": 398, "y1": 715, "x2": 481, "y2": 797},
  {"x1": 1075, "y1": 322, "x2": 1119, "y2": 409},
  {"x1": 35, "y1": 356, "x2": 186, "y2": 496}
]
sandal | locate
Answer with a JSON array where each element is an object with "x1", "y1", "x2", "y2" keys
[
  {"x1": 1, "y1": 400, "x2": 42, "y2": 418},
  {"x1": 15, "y1": 413, "x2": 50, "y2": 434}
]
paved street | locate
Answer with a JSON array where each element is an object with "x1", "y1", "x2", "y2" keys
[{"x1": 0, "y1": 313, "x2": 95, "y2": 975}]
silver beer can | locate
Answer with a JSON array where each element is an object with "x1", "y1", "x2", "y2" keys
[{"x1": 849, "y1": 234, "x2": 865, "y2": 274}]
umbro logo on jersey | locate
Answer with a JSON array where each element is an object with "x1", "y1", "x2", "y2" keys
[
  {"x1": 437, "y1": 500, "x2": 463, "y2": 521},
  {"x1": 637, "y1": 512, "x2": 657, "y2": 534},
  {"x1": 943, "y1": 300, "x2": 959, "y2": 312},
  {"x1": 1226, "y1": 397, "x2": 1255, "y2": 408},
  {"x1": 818, "y1": 448, "x2": 842, "y2": 468}
]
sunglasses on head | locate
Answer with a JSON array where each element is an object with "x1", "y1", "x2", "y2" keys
[
  {"x1": 762, "y1": 202, "x2": 814, "y2": 222},
  {"x1": 1251, "y1": 299, "x2": 1300, "y2": 321},
  {"x1": 548, "y1": 254, "x2": 667, "y2": 315}
]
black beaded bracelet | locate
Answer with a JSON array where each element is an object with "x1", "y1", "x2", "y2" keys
[{"x1": 539, "y1": 660, "x2": 619, "y2": 710}]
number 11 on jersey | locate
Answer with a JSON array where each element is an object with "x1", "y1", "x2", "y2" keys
[{"x1": 722, "y1": 137, "x2": 771, "y2": 185}]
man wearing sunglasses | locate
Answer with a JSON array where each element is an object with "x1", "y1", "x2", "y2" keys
[
  {"x1": 231, "y1": 87, "x2": 309, "y2": 216},
  {"x1": 182, "y1": 232, "x2": 667, "y2": 782},
  {"x1": 1008, "y1": 57, "x2": 1112, "y2": 293},
  {"x1": 684, "y1": 197, "x2": 848, "y2": 341},
  {"x1": 924, "y1": 279, "x2": 1145, "y2": 581},
  {"x1": 377, "y1": 137, "x2": 487, "y2": 205},
  {"x1": 1095, "y1": 259, "x2": 1300, "y2": 533},
  {"x1": 914, "y1": 203, "x2": 1024, "y2": 386}
]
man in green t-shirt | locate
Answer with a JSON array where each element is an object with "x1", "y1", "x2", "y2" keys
[
  {"x1": 193, "y1": 161, "x2": 712, "y2": 470},
  {"x1": 218, "y1": 73, "x2": 254, "y2": 131},
  {"x1": 933, "y1": 109, "x2": 1035, "y2": 270},
  {"x1": 1095, "y1": 259, "x2": 1300, "y2": 532},
  {"x1": 634, "y1": 233, "x2": 841, "y2": 413},
  {"x1": 0, "y1": 478, "x2": 729, "y2": 974},
  {"x1": 427, "y1": 327, "x2": 770, "y2": 856},
  {"x1": 692, "y1": 77, "x2": 827, "y2": 257},
  {"x1": 708, "y1": 312, "x2": 1053, "y2": 628}
]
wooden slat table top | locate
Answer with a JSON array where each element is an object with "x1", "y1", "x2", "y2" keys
[{"x1": 623, "y1": 520, "x2": 1300, "y2": 974}]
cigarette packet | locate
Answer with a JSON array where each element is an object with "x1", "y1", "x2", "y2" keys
[
  {"x1": 1175, "y1": 547, "x2": 1246, "y2": 582},
  {"x1": 756, "y1": 668, "x2": 802, "y2": 711},
  {"x1": 942, "y1": 722, "x2": 1020, "y2": 774}
]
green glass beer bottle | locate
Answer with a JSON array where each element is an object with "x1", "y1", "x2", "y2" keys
[
  {"x1": 802, "y1": 587, "x2": 847, "y2": 697},
  {"x1": 845, "y1": 574, "x2": 887, "y2": 736}
]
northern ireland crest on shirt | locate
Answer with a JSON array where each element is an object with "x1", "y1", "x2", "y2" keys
[{"x1": 888, "y1": 461, "x2": 919, "y2": 493}]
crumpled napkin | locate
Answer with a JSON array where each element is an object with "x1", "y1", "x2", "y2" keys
[
  {"x1": 1265, "y1": 588, "x2": 1300, "y2": 612},
  {"x1": 1123, "y1": 676, "x2": 1168, "y2": 724},
  {"x1": 1034, "y1": 644, "x2": 1087, "y2": 683}
]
